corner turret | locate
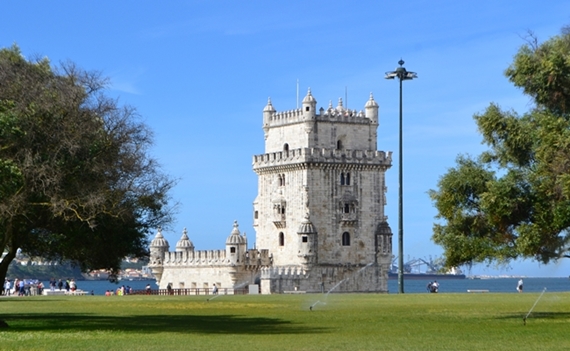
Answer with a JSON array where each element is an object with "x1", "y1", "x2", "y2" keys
[
  {"x1": 263, "y1": 98, "x2": 275, "y2": 139},
  {"x1": 297, "y1": 213, "x2": 318, "y2": 269},
  {"x1": 149, "y1": 227, "x2": 170, "y2": 283},
  {"x1": 375, "y1": 221, "x2": 393, "y2": 261},
  {"x1": 301, "y1": 88, "x2": 317, "y2": 119},
  {"x1": 175, "y1": 228, "x2": 195, "y2": 252},
  {"x1": 226, "y1": 221, "x2": 247, "y2": 265},
  {"x1": 365, "y1": 92, "x2": 379, "y2": 124}
]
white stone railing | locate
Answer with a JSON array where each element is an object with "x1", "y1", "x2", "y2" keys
[{"x1": 253, "y1": 148, "x2": 392, "y2": 168}]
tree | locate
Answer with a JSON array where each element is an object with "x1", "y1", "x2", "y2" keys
[
  {"x1": 0, "y1": 45, "x2": 175, "y2": 285},
  {"x1": 429, "y1": 27, "x2": 570, "y2": 269}
]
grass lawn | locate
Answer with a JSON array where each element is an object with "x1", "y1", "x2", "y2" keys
[{"x1": 0, "y1": 291, "x2": 568, "y2": 350}]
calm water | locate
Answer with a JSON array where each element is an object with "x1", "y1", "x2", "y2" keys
[
  {"x1": 39, "y1": 277, "x2": 570, "y2": 295},
  {"x1": 387, "y1": 277, "x2": 570, "y2": 294}
]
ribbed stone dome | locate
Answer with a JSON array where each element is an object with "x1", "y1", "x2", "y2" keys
[
  {"x1": 302, "y1": 88, "x2": 316, "y2": 103},
  {"x1": 226, "y1": 221, "x2": 246, "y2": 245},
  {"x1": 376, "y1": 221, "x2": 392, "y2": 235},
  {"x1": 297, "y1": 214, "x2": 316, "y2": 234},
  {"x1": 263, "y1": 98, "x2": 276, "y2": 112},
  {"x1": 150, "y1": 227, "x2": 170, "y2": 250},
  {"x1": 365, "y1": 92, "x2": 379, "y2": 108},
  {"x1": 176, "y1": 228, "x2": 194, "y2": 251}
]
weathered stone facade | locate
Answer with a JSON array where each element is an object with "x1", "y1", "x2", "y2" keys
[{"x1": 148, "y1": 89, "x2": 393, "y2": 294}]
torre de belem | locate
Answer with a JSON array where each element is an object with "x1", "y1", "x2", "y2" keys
[{"x1": 149, "y1": 89, "x2": 393, "y2": 294}]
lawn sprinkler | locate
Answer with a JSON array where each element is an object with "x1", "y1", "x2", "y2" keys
[
  {"x1": 523, "y1": 287, "x2": 547, "y2": 325},
  {"x1": 309, "y1": 300, "x2": 325, "y2": 311},
  {"x1": 207, "y1": 294, "x2": 221, "y2": 302}
]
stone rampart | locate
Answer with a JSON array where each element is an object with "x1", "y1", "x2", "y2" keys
[
  {"x1": 266, "y1": 108, "x2": 370, "y2": 127},
  {"x1": 253, "y1": 147, "x2": 392, "y2": 171},
  {"x1": 163, "y1": 250, "x2": 228, "y2": 266},
  {"x1": 260, "y1": 263, "x2": 389, "y2": 294}
]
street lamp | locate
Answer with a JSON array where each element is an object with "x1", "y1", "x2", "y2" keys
[{"x1": 385, "y1": 59, "x2": 417, "y2": 294}]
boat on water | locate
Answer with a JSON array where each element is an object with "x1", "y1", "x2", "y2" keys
[{"x1": 389, "y1": 257, "x2": 466, "y2": 280}]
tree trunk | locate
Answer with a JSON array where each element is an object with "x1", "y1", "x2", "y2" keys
[{"x1": 0, "y1": 246, "x2": 17, "y2": 288}]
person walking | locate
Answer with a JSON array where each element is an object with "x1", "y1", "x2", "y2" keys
[
  {"x1": 517, "y1": 279, "x2": 523, "y2": 293},
  {"x1": 18, "y1": 279, "x2": 25, "y2": 296},
  {"x1": 4, "y1": 279, "x2": 10, "y2": 296}
]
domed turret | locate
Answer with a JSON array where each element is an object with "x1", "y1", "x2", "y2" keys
[
  {"x1": 365, "y1": 92, "x2": 379, "y2": 124},
  {"x1": 149, "y1": 227, "x2": 170, "y2": 284},
  {"x1": 263, "y1": 97, "x2": 276, "y2": 131},
  {"x1": 375, "y1": 221, "x2": 393, "y2": 257},
  {"x1": 150, "y1": 227, "x2": 170, "y2": 253},
  {"x1": 226, "y1": 221, "x2": 247, "y2": 265},
  {"x1": 335, "y1": 97, "x2": 346, "y2": 114},
  {"x1": 297, "y1": 213, "x2": 317, "y2": 268},
  {"x1": 302, "y1": 88, "x2": 317, "y2": 119},
  {"x1": 176, "y1": 228, "x2": 195, "y2": 252}
]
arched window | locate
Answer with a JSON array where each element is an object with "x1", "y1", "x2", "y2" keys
[
  {"x1": 278, "y1": 174, "x2": 283, "y2": 186},
  {"x1": 342, "y1": 232, "x2": 351, "y2": 246},
  {"x1": 283, "y1": 143, "x2": 289, "y2": 152},
  {"x1": 343, "y1": 203, "x2": 350, "y2": 214},
  {"x1": 346, "y1": 172, "x2": 351, "y2": 185},
  {"x1": 279, "y1": 232, "x2": 285, "y2": 246},
  {"x1": 337, "y1": 140, "x2": 343, "y2": 150},
  {"x1": 281, "y1": 174, "x2": 285, "y2": 186},
  {"x1": 230, "y1": 247, "x2": 236, "y2": 253},
  {"x1": 340, "y1": 172, "x2": 345, "y2": 185},
  {"x1": 254, "y1": 211, "x2": 259, "y2": 219}
]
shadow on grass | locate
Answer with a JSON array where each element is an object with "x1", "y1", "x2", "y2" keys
[
  {"x1": 498, "y1": 312, "x2": 570, "y2": 321},
  {"x1": 1, "y1": 313, "x2": 328, "y2": 335}
]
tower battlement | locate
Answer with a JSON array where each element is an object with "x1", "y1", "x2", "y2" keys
[
  {"x1": 163, "y1": 250, "x2": 227, "y2": 266},
  {"x1": 253, "y1": 147, "x2": 392, "y2": 171},
  {"x1": 162, "y1": 248, "x2": 272, "y2": 268},
  {"x1": 266, "y1": 106, "x2": 371, "y2": 128}
]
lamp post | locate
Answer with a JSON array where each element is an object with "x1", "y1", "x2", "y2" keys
[{"x1": 385, "y1": 59, "x2": 417, "y2": 294}]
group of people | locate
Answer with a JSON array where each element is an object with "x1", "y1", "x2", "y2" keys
[
  {"x1": 48, "y1": 278, "x2": 78, "y2": 292},
  {"x1": 3, "y1": 278, "x2": 45, "y2": 296},
  {"x1": 426, "y1": 280, "x2": 439, "y2": 293},
  {"x1": 104, "y1": 285, "x2": 133, "y2": 296}
]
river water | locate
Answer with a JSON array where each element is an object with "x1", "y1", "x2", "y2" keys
[
  {"x1": 35, "y1": 277, "x2": 570, "y2": 296},
  {"x1": 387, "y1": 277, "x2": 570, "y2": 294}
]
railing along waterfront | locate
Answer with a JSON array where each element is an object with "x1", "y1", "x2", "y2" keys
[{"x1": 131, "y1": 287, "x2": 250, "y2": 296}]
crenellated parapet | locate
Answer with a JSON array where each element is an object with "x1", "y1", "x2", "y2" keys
[
  {"x1": 266, "y1": 108, "x2": 371, "y2": 127},
  {"x1": 253, "y1": 147, "x2": 392, "y2": 173},
  {"x1": 260, "y1": 266, "x2": 309, "y2": 279},
  {"x1": 163, "y1": 249, "x2": 228, "y2": 266},
  {"x1": 162, "y1": 248, "x2": 273, "y2": 268}
]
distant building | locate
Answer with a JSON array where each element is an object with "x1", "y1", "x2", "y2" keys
[{"x1": 149, "y1": 89, "x2": 393, "y2": 293}]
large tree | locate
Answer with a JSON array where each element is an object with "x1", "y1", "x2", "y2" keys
[
  {"x1": 429, "y1": 27, "x2": 570, "y2": 268},
  {"x1": 0, "y1": 45, "x2": 175, "y2": 284}
]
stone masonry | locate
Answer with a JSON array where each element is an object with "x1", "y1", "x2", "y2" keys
[{"x1": 149, "y1": 89, "x2": 393, "y2": 294}]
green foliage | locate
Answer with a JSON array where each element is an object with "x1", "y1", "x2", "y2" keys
[
  {"x1": 431, "y1": 27, "x2": 570, "y2": 268},
  {"x1": 0, "y1": 45, "x2": 175, "y2": 283},
  {"x1": 506, "y1": 27, "x2": 570, "y2": 115},
  {"x1": 0, "y1": 293, "x2": 569, "y2": 350}
]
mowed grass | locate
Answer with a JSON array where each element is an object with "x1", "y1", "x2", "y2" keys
[{"x1": 0, "y1": 291, "x2": 569, "y2": 351}]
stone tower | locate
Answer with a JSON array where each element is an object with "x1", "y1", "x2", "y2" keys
[{"x1": 253, "y1": 89, "x2": 393, "y2": 293}]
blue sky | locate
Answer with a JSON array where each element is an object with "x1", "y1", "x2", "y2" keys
[{"x1": 2, "y1": 1, "x2": 570, "y2": 277}]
